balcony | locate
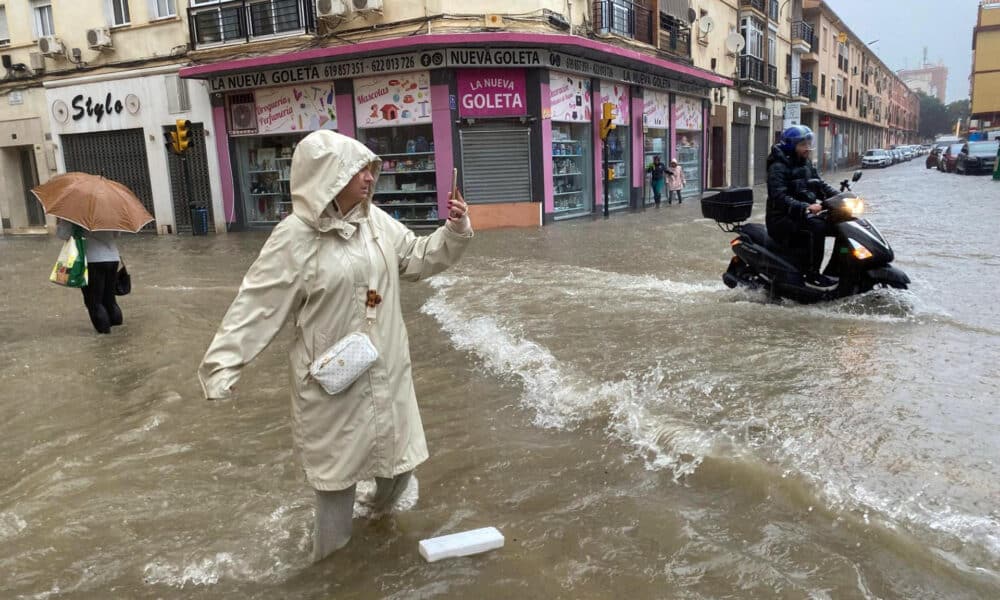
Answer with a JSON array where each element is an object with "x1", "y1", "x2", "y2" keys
[
  {"x1": 594, "y1": 0, "x2": 655, "y2": 46},
  {"x1": 658, "y1": 13, "x2": 691, "y2": 61},
  {"x1": 740, "y1": 0, "x2": 767, "y2": 17},
  {"x1": 790, "y1": 77, "x2": 817, "y2": 102},
  {"x1": 791, "y1": 21, "x2": 814, "y2": 53},
  {"x1": 189, "y1": 0, "x2": 315, "y2": 48},
  {"x1": 738, "y1": 55, "x2": 778, "y2": 91}
]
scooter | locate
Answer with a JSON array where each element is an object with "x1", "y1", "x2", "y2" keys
[{"x1": 702, "y1": 171, "x2": 909, "y2": 303}]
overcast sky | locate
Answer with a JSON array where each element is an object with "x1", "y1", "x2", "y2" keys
[{"x1": 825, "y1": 0, "x2": 982, "y2": 103}]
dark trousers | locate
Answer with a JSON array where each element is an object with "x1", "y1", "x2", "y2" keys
[
  {"x1": 768, "y1": 217, "x2": 833, "y2": 273},
  {"x1": 80, "y1": 261, "x2": 122, "y2": 334},
  {"x1": 668, "y1": 190, "x2": 683, "y2": 204}
]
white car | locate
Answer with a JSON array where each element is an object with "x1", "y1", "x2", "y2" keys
[{"x1": 862, "y1": 149, "x2": 891, "y2": 168}]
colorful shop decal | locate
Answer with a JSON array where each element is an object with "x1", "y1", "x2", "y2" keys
[
  {"x1": 599, "y1": 79, "x2": 629, "y2": 125},
  {"x1": 674, "y1": 95, "x2": 703, "y2": 131},
  {"x1": 549, "y1": 71, "x2": 592, "y2": 123},
  {"x1": 642, "y1": 90, "x2": 670, "y2": 128},
  {"x1": 456, "y1": 69, "x2": 527, "y2": 118},
  {"x1": 354, "y1": 71, "x2": 432, "y2": 128},
  {"x1": 253, "y1": 83, "x2": 338, "y2": 135}
]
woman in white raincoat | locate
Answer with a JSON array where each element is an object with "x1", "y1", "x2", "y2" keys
[{"x1": 198, "y1": 130, "x2": 472, "y2": 562}]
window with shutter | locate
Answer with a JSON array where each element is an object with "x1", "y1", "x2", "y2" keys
[{"x1": 460, "y1": 127, "x2": 532, "y2": 205}]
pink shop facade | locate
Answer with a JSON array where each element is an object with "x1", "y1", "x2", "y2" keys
[{"x1": 180, "y1": 34, "x2": 731, "y2": 230}]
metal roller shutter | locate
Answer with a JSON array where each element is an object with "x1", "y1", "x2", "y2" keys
[
  {"x1": 165, "y1": 123, "x2": 216, "y2": 234},
  {"x1": 754, "y1": 125, "x2": 770, "y2": 184},
  {"x1": 61, "y1": 129, "x2": 157, "y2": 231},
  {"x1": 731, "y1": 124, "x2": 750, "y2": 188},
  {"x1": 460, "y1": 127, "x2": 532, "y2": 204}
]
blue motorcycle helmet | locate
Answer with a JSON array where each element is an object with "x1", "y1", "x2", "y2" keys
[{"x1": 779, "y1": 125, "x2": 814, "y2": 154}]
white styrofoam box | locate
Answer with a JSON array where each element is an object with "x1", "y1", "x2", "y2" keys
[{"x1": 418, "y1": 527, "x2": 505, "y2": 562}]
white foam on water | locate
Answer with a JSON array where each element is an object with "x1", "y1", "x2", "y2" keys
[
  {"x1": 142, "y1": 552, "x2": 253, "y2": 588},
  {"x1": 0, "y1": 511, "x2": 27, "y2": 540}
]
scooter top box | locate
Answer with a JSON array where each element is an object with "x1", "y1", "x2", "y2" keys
[{"x1": 701, "y1": 188, "x2": 753, "y2": 223}]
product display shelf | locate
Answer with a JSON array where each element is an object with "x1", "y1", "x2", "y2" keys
[{"x1": 379, "y1": 151, "x2": 435, "y2": 158}]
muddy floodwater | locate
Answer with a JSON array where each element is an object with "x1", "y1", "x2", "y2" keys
[{"x1": 1, "y1": 161, "x2": 998, "y2": 598}]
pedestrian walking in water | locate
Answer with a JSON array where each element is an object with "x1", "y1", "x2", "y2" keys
[
  {"x1": 56, "y1": 218, "x2": 122, "y2": 334},
  {"x1": 646, "y1": 156, "x2": 670, "y2": 206},
  {"x1": 667, "y1": 159, "x2": 685, "y2": 204},
  {"x1": 198, "y1": 130, "x2": 473, "y2": 563}
]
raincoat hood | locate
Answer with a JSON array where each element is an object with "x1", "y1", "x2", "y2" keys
[{"x1": 290, "y1": 130, "x2": 382, "y2": 232}]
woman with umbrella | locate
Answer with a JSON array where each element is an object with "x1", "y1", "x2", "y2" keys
[{"x1": 33, "y1": 172, "x2": 153, "y2": 334}]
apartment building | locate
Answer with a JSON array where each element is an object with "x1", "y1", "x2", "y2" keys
[
  {"x1": 0, "y1": 1, "x2": 225, "y2": 235},
  {"x1": 178, "y1": 1, "x2": 733, "y2": 229},
  {"x1": 970, "y1": 1, "x2": 1000, "y2": 138},
  {"x1": 799, "y1": 0, "x2": 919, "y2": 171}
]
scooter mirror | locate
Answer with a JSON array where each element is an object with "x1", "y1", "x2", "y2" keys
[{"x1": 852, "y1": 170, "x2": 863, "y2": 182}]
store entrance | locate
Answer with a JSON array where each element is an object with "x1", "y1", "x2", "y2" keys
[{"x1": 19, "y1": 148, "x2": 45, "y2": 226}]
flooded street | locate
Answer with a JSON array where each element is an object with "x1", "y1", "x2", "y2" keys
[{"x1": 2, "y1": 161, "x2": 998, "y2": 599}]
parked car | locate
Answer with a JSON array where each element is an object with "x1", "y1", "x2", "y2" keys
[
  {"x1": 891, "y1": 149, "x2": 903, "y2": 164},
  {"x1": 955, "y1": 140, "x2": 1000, "y2": 175},
  {"x1": 901, "y1": 147, "x2": 915, "y2": 161},
  {"x1": 926, "y1": 145, "x2": 947, "y2": 169},
  {"x1": 862, "y1": 148, "x2": 892, "y2": 168},
  {"x1": 938, "y1": 143, "x2": 965, "y2": 173}
]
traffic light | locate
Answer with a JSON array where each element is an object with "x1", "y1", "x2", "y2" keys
[
  {"x1": 599, "y1": 102, "x2": 617, "y2": 141},
  {"x1": 169, "y1": 119, "x2": 191, "y2": 153},
  {"x1": 607, "y1": 166, "x2": 616, "y2": 181}
]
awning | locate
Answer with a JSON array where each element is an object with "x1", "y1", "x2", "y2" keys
[{"x1": 661, "y1": 0, "x2": 692, "y2": 23}]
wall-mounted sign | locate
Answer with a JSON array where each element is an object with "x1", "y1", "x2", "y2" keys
[
  {"x1": 354, "y1": 71, "x2": 432, "y2": 129},
  {"x1": 784, "y1": 102, "x2": 802, "y2": 127},
  {"x1": 549, "y1": 72, "x2": 592, "y2": 123},
  {"x1": 457, "y1": 69, "x2": 526, "y2": 117},
  {"x1": 643, "y1": 90, "x2": 670, "y2": 128},
  {"x1": 71, "y1": 93, "x2": 126, "y2": 123},
  {"x1": 756, "y1": 107, "x2": 771, "y2": 126},
  {"x1": 8, "y1": 91, "x2": 24, "y2": 106},
  {"x1": 676, "y1": 96, "x2": 704, "y2": 130},
  {"x1": 599, "y1": 79, "x2": 629, "y2": 126},
  {"x1": 732, "y1": 102, "x2": 752, "y2": 125},
  {"x1": 252, "y1": 83, "x2": 338, "y2": 135}
]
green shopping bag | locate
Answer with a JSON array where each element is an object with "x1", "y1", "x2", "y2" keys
[{"x1": 50, "y1": 226, "x2": 88, "y2": 288}]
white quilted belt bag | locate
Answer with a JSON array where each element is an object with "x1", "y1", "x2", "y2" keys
[{"x1": 309, "y1": 220, "x2": 385, "y2": 395}]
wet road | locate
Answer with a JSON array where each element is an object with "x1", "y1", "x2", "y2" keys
[{"x1": 1, "y1": 159, "x2": 998, "y2": 598}]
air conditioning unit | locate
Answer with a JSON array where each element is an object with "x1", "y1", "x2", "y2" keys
[
  {"x1": 38, "y1": 36, "x2": 64, "y2": 57},
  {"x1": 228, "y1": 96, "x2": 258, "y2": 132},
  {"x1": 87, "y1": 27, "x2": 112, "y2": 50},
  {"x1": 315, "y1": 0, "x2": 348, "y2": 18},
  {"x1": 29, "y1": 52, "x2": 46, "y2": 73},
  {"x1": 351, "y1": 0, "x2": 383, "y2": 13}
]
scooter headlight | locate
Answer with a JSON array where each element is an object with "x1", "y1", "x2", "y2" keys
[{"x1": 843, "y1": 196, "x2": 865, "y2": 217}]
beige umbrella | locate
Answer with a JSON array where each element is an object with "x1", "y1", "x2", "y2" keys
[{"x1": 31, "y1": 172, "x2": 154, "y2": 232}]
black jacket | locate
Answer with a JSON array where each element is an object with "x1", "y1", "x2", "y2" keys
[
  {"x1": 765, "y1": 145, "x2": 838, "y2": 228},
  {"x1": 646, "y1": 162, "x2": 672, "y2": 181}
]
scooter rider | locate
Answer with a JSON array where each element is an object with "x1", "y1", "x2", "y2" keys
[{"x1": 766, "y1": 125, "x2": 839, "y2": 287}]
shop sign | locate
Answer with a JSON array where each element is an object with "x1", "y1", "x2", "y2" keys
[
  {"x1": 457, "y1": 69, "x2": 526, "y2": 117},
  {"x1": 599, "y1": 79, "x2": 629, "y2": 126},
  {"x1": 819, "y1": 115, "x2": 831, "y2": 127},
  {"x1": 448, "y1": 49, "x2": 544, "y2": 68},
  {"x1": 676, "y1": 96, "x2": 704, "y2": 130},
  {"x1": 253, "y1": 83, "x2": 338, "y2": 135},
  {"x1": 783, "y1": 102, "x2": 802, "y2": 127},
  {"x1": 354, "y1": 71, "x2": 432, "y2": 129},
  {"x1": 643, "y1": 90, "x2": 670, "y2": 128},
  {"x1": 548, "y1": 51, "x2": 711, "y2": 97},
  {"x1": 71, "y1": 92, "x2": 126, "y2": 123},
  {"x1": 549, "y1": 72, "x2": 592, "y2": 123},
  {"x1": 732, "y1": 102, "x2": 752, "y2": 125},
  {"x1": 756, "y1": 107, "x2": 771, "y2": 126}
]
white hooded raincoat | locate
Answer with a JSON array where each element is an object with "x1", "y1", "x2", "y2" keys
[{"x1": 199, "y1": 131, "x2": 472, "y2": 491}]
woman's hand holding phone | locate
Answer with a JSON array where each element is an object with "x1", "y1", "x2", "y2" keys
[{"x1": 446, "y1": 168, "x2": 471, "y2": 234}]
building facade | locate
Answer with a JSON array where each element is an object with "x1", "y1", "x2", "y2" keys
[
  {"x1": 899, "y1": 61, "x2": 948, "y2": 104},
  {"x1": 970, "y1": 1, "x2": 1000, "y2": 138},
  {"x1": 0, "y1": 1, "x2": 226, "y2": 235}
]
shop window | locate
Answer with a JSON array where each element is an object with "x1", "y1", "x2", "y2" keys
[
  {"x1": 360, "y1": 124, "x2": 439, "y2": 227},
  {"x1": 551, "y1": 123, "x2": 593, "y2": 217},
  {"x1": 237, "y1": 135, "x2": 300, "y2": 225}
]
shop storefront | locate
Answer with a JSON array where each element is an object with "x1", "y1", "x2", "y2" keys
[
  {"x1": 731, "y1": 102, "x2": 752, "y2": 188},
  {"x1": 600, "y1": 79, "x2": 631, "y2": 211},
  {"x1": 642, "y1": 90, "x2": 670, "y2": 206},
  {"x1": 673, "y1": 95, "x2": 704, "y2": 198},
  {"x1": 45, "y1": 65, "x2": 223, "y2": 235},
  {"x1": 548, "y1": 72, "x2": 594, "y2": 219},
  {"x1": 182, "y1": 36, "x2": 730, "y2": 230},
  {"x1": 753, "y1": 107, "x2": 772, "y2": 185},
  {"x1": 227, "y1": 82, "x2": 337, "y2": 226}
]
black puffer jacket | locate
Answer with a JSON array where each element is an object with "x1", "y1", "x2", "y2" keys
[{"x1": 765, "y1": 145, "x2": 838, "y2": 229}]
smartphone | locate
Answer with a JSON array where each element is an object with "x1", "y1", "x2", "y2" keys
[{"x1": 450, "y1": 168, "x2": 459, "y2": 198}]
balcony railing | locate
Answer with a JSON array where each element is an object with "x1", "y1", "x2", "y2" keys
[
  {"x1": 658, "y1": 13, "x2": 691, "y2": 60},
  {"x1": 740, "y1": 0, "x2": 766, "y2": 14},
  {"x1": 594, "y1": 0, "x2": 654, "y2": 45},
  {"x1": 189, "y1": 0, "x2": 315, "y2": 48},
  {"x1": 790, "y1": 77, "x2": 817, "y2": 100},
  {"x1": 738, "y1": 55, "x2": 778, "y2": 90},
  {"x1": 791, "y1": 20, "x2": 814, "y2": 51}
]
